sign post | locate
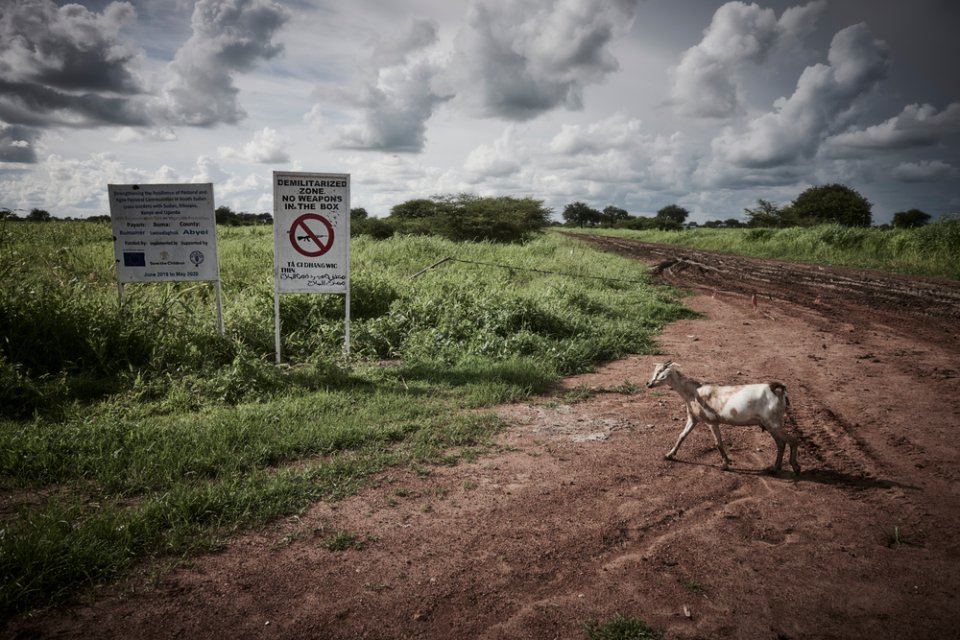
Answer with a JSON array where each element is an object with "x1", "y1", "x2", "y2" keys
[
  {"x1": 272, "y1": 171, "x2": 350, "y2": 363},
  {"x1": 108, "y1": 183, "x2": 223, "y2": 334}
]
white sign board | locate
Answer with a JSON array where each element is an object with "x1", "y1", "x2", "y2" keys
[
  {"x1": 272, "y1": 171, "x2": 351, "y2": 362},
  {"x1": 273, "y1": 172, "x2": 350, "y2": 293},
  {"x1": 108, "y1": 183, "x2": 220, "y2": 283}
]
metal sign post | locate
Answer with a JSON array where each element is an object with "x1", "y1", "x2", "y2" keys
[{"x1": 272, "y1": 171, "x2": 351, "y2": 364}]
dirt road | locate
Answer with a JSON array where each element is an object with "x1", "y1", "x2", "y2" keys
[{"x1": 10, "y1": 236, "x2": 960, "y2": 639}]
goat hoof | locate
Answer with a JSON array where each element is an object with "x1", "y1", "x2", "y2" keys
[
  {"x1": 664, "y1": 453, "x2": 675, "y2": 461},
  {"x1": 720, "y1": 463, "x2": 730, "y2": 471}
]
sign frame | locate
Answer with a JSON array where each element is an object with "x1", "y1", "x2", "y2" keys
[{"x1": 272, "y1": 171, "x2": 351, "y2": 363}]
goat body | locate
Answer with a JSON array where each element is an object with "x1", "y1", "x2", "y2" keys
[{"x1": 646, "y1": 362, "x2": 800, "y2": 474}]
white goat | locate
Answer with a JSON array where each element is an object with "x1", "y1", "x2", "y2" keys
[{"x1": 646, "y1": 361, "x2": 800, "y2": 474}]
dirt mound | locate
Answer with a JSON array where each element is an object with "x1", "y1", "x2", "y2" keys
[{"x1": 9, "y1": 237, "x2": 960, "y2": 639}]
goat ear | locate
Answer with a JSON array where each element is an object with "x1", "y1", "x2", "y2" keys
[{"x1": 663, "y1": 360, "x2": 673, "y2": 368}]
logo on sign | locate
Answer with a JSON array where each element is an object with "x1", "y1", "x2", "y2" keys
[
  {"x1": 190, "y1": 251, "x2": 205, "y2": 266},
  {"x1": 289, "y1": 213, "x2": 335, "y2": 257}
]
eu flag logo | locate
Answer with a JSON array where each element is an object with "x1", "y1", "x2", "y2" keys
[{"x1": 123, "y1": 252, "x2": 146, "y2": 267}]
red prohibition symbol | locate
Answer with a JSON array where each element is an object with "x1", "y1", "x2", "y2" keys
[{"x1": 289, "y1": 213, "x2": 335, "y2": 257}]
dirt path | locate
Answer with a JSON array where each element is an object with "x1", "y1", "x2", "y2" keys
[{"x1": 10, "y1": 237, "x2": 960, "y2": 640}]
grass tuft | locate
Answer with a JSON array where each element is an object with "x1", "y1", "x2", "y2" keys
[{"x1": 583, "y1": 614, "x2": 662, "y2": 640}]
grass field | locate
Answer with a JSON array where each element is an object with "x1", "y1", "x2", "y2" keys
[
  {"x1": 0, "y1": 222, "x2": 692, "y2": 617},
  {"x1": 576, "y1": 221, "x2": 960, "y2": 280}
]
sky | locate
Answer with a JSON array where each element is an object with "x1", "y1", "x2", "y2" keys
[{"x1": 1, "y1": 0, "x2": 959, "y2": 224}]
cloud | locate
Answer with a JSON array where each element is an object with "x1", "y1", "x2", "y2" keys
[
  {"x1": 549, "y1": 113, "x2": 643, "y2": 155},
  {"x1": 332, "y1": 19, "x2": 447, "y2": 153},
  {"x1": 464, "y1": 126, "x2": 525, "y2": 177},
  {"x1": 371, "y1": 18, "x2": 439, "y2": 66},
  {"x1": 669, "y1": 1, "x2": 826, "y2": 119},
  {"x1": 0, "y1": 123, "x2": 42, "y2": 163},
  {"x1": 154, "y1": 0, "x2": 290, "y2": 127},
  {"x1": 709, "y1": 23, "x2": 889, "y2": 172},
  {"x1": 0, "y1": 0, "x2": 147, "y2": 128},
  {"x1": 218, "y1": 127, "x2": 290, "y2": 163},
  {"x1": 892, "y1": 160, "x2": 958, "y2": 183},
  {"x1": 442, "y1": 0, "x2": 640, "y2": 121},
  {"x1": 825, "y1": 102, "x2": 960, "y2": 154},
  {"x1": 111, "y1": 126, "x2": 178, "y2": 143}
]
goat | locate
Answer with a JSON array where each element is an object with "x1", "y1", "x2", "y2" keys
[{"x1": 646, "y1": 361, "x2": 800, "y2": 474}]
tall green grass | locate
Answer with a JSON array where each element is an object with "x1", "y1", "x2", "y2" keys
[
  {"x1": 0, "y1": 222, "x2": 690, "y2": 617},
  {"x1": 580, "y1": 221, "x2": 960, "y2": 280}
]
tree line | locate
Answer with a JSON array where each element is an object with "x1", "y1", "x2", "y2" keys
[
  {"x1": 2, "y1": 183, "x2": 939, "y2": 241},
  {"x1": 561, "y1": 183, "x2": 935, "y2": 230}
]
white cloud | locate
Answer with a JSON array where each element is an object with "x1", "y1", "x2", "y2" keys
[
  {"x1": 153, "y1": 0, "x2": 290, "y2": 127},
  {"x1": 669, "y1": 1, "x2": 826, "y2": 119},
  {"x1": 825, "y1": 102, "x2": 960, "y2": 154},
  {"x1": 441, "y1": 0, "x2": 640, "y2": 121},
  {"x1": 892, "y1": 160, "x2": 958, "y2": 182},
  {"x1": 330, "y1": 19, "x2": 446, "y2": 153},
  {"x1": 464, "y1": 126, "x2": 524, "y2": 177},
  {"x1": 218, "y1": 127, "x2": 289, "y2": 163},
  {"x1": 333, "y1": 59, "x2": 447, "y2": 153},
  {"x1": 549, "y1": 113, "x2": 643, "y2": 155},
  {"x1": 707, "y1": 23, "x2": 889, "y2": 176},
  {"x1": 111, "y1": 126, "x2": 178, "y2": 143},
  {"x1": 371, "y1": 18, "x2": 439, "y2": 66}
]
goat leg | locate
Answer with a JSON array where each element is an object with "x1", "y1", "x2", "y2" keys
[
  {"x1": 706, "y1": 422, "x2": 731, "y2": 470},
  {"x1": 665, "y1": 413, "x2": 698, "y2": 461}
]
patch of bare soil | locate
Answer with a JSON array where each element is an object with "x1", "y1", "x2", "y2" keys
[{"x1": 9, "y1": 237, "x2": 960, "y2": 639}]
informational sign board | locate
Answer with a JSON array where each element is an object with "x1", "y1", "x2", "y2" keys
[
  {"x1": 107, "y1": 182, "x2": 223, "y2": 333},
  {"x1": 273, "y1": 172, "x2": 350, "y2": 293},
  {"x1": 272, "y1": 171, "x2": 351, "y2": 362},
  {"x1": 108, "y1": 183, "x2": 220, "y2": 283}
]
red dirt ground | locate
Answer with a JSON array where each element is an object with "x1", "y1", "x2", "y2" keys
[{"x1": 9, "y1": 236, "x2": 960, "y2": 639}]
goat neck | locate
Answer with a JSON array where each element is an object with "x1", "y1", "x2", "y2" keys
[{"x1": 665, "y1": 367, "x2": 702, "y2": 401}]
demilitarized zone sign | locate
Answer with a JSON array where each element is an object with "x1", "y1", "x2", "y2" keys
[
  {"x1": 272, "y1": 171, "x2": 351, "y2": 362},
  {"x1": 108, "y1": 183, "x2": 220, "y2": 283},
  {"x1": 273, "y1": 171, "x2": 350, "y2": 293}
]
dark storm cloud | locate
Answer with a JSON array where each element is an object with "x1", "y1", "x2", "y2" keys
[
  {"x1": 825, "y1": 102, "x2": 960, "y2": 154},
  {"x1": 0, "y1": 79, "x2": 150, "y2": 128},
  {"x1": 0, "y1": 123, "x2": 41, "y2": 163},
  {"x1": 0, "y1": 0, "x2": 146, "y2": 127}
]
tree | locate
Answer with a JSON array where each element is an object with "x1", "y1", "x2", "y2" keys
[
  {"x1": 351, "y1": 207, "x2": 369, "y2": 220},
  {"x1": 651, "y1": 204, "x2": 689, "y2": 230},
  {"x1": 562, "y1": 201, "x2": 602, "y2": 227},
  {"x1": 26, "y1": 208, "x2": 51, "y2": 222},
  {"x1": 601, "y1": 205, "x2": 630, "y2": 226},
  {"x1": 790, "y1": 184, "x2": 872, "y2": 227},
  {"x1": 743, "y1": 199, "x2": 783, "y2": 227},
  {"x1": 390, "y1": 198, "x2": 441, "y2": 219},
  {"x1": 215, "y1": 205, "x2": 237, "y2": 224},
  {"x1": 891, "y1": 208, "x2": 931, "y2": 229},
  {"x1": 386, "y1": 193, "x2": 550, "y2": 243},
  {"x1": 656, "y1": 204, "x2": 689, "y2": 225}
]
